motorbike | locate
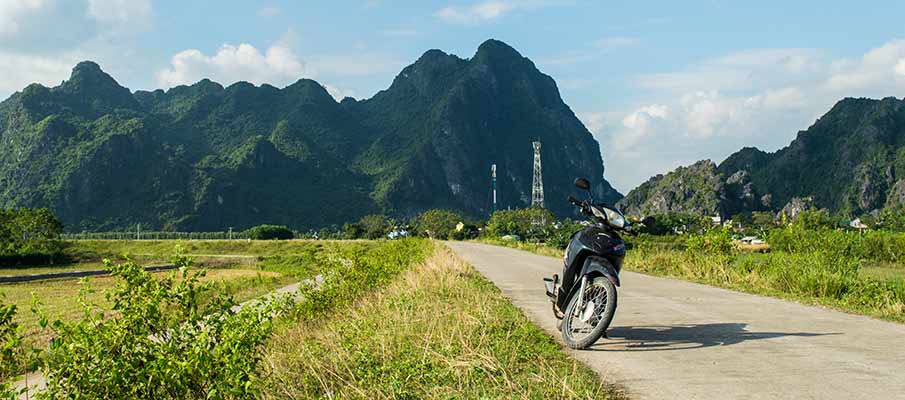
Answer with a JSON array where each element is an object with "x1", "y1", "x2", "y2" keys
[{"x1": 543, "y1": 177, "x2": 642, "y2": 349}]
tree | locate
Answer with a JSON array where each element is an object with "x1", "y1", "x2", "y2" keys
[
  {"x1": 485, "y1": 208, "x2": 555, "y2": 240},
  {"x1": 413, "y1": 209, "x2": 463, "y2": 239},
  {"x1": 358, "y1": 214, "x2": 393, "y2": 240},
  {"x1": 751, "y1": 211, "x2": 776, "y2": 230},
  {"x1": 246, "y1": 225, "x2": 294, "y2": 240}
]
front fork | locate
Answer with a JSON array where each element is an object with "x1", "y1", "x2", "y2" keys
[{"x1": 573, "y1": 276, "x2": 588, "y2": 316}]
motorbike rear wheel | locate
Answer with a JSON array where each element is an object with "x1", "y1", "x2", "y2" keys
[{"x1": 561, "y1": 276, "x2": 617, "y2": 349}]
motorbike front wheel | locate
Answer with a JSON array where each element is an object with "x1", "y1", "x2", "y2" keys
[{"x1": 561, "y1": 276, "x2": 617, "y2": 349}]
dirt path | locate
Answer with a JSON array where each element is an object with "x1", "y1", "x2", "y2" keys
[{"x1": 445, "y1": 241, "x2": 905, "y2": 400}]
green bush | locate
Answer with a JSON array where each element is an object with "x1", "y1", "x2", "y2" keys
[
  {"x1": 40, "y1": 255, "x2": 288, "y2": 399},
  {"x1": 246, "y1": 225, "x2": 294, "y2": 240}
]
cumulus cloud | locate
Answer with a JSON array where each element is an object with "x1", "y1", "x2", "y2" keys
[
  {"x1": 156, "y1": 42, "x2": 310, "y2": 88},
  {"x1": 823, "y1": 39, "x2": 905, "y2": 94},
  {"x1": 156, "y1": 41, "x2": 365, "y2": 101}
]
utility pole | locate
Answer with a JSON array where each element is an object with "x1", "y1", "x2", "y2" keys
[
  {"x1": 229, "y1": 227, "x2": 233, "y2": 240},
  {"x1": 531, "y1": 141, "x2": 544, "y2": 208},
  {"x1": 491, "y1": 164, "x2": 497, "y2": 215},
  {"x1": 137, "y1": 223, "x2": 141, "y2": 241}
]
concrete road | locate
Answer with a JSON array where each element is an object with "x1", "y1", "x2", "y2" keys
[{"x1": 446, "y1": 241, "x2": 905, "y2": 400}]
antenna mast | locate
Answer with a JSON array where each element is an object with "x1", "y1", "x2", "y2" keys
[
  {"x1": 491, "y1": 164, "x2": 498, "y2": 214},
  {"x1": 531, "y1": 141, "x2": 544, "y2": 208}
]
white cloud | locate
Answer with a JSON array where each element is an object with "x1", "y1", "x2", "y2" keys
[
  {"x1": 823, "y1": 39, "x2": 905, "y2": 94},
  {"x1": 595, "y1": 40, "x2": 905, "y2": 192},
  {"x1": 156, "y1": 42, "x2": 310, "y2": 89},
  {"x1": 87, "y1": 0, "x2": 151, "y2": 26},
  {"x1": 577, "y1": 112, "x2": 606, "y2": 134},
  {"x1": 156, "y1": 41, "x2": 365, "y2": 101},
  {"x1": 0, "y1": 0, "x2": 47, "y2": 36},
  {"x1": 0, "y1": 50, "x2": 80, "y2": 96},
  {"x1": 434, "y1": 0, "x2": 554, "y2": 24}
]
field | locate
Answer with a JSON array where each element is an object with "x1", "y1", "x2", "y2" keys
[{"x1": 2, "y1": 239, "x2": 619, "y2": 399}]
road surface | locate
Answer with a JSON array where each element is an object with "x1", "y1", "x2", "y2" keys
[{"x1": 446, "y1": 241, "x2": 905, "y2": 400}]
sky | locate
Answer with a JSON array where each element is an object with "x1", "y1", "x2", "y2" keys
[{"x1": 2, "y1": 0, "x2": 905, "y2": 193}]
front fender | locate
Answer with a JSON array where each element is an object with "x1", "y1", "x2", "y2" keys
[
  {"x1": 557, "y1": 256, "x2": 621, "y2": 311},
  {"x1": 581, "y1": 256, "x2": 620, "y2": 287}
]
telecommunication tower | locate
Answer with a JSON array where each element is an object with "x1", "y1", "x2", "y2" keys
[
  {"x1": 531, "y1": 141, "x2": 544, "y2": 208},
  {"x1": 491, "y1": 164, "x2": 498, "y2": 213}
]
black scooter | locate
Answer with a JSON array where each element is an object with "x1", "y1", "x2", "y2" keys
[{"x1": 543, "y1": 177, "x2": 640, "y2": 349}]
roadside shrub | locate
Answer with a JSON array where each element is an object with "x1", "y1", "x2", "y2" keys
[
  {"x1": 1, "y1": 295, "x2": 22, "y2": 399},
  {"x1": 685, "y1": 227, "x2": 737, "y2": 255},
  {"x1": 247, "y1": 224, "x2": 294, "y2": 240},
  {"x1": 40, "y1": 255, "x2": 288, "y2": 399},
  {"x1": 485, "y1": 208, "x2": 555, "y2": 241},
  {"x1": 413, "y1": 209, "x2": 462, "y2": 239}
]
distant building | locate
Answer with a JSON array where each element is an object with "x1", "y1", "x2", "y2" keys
[{"x1": 849, "y1": 218, "x2": 869, "y2": 232}]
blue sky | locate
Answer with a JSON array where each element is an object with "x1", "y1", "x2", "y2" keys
[{"x1": 3, "y1": 1, "x2": 905, "y2": 192}]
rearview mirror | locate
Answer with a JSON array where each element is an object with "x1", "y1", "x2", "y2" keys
[{"x1": 574, "y1": 178, "x2": 590, "y2": 191}]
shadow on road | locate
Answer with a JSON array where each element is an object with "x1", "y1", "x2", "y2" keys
[{"x1": 590, "y1": 323, "x2": 837, "y2": 352}]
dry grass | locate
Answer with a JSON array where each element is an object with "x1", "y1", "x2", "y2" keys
[{"x1": 262, "y1": 243, "x2": 616, "y2": 399}]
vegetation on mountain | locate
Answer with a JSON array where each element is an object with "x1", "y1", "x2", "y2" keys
[{"x1": 0, "y1": 40, "x2": 620, "y2": 232}]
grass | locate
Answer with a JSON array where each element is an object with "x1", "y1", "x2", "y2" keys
[
  {"x1": 483, "y1": 238, "x2": 905, "y2": 323},
  {"x1": 262, "y1": 243, "x2": 618, "y2": 399}
]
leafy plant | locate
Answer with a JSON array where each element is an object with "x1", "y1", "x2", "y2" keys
[
  {"x1": 39, "y1": 254, "x2": 289, "y2": 399},
  {"x1": 1, "y1": 294, "x2": 22, "y2": 399}
]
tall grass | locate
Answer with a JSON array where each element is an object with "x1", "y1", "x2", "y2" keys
[
  {"x1": 628, "y1": 241, "x2": 905, "y2": 322},
  {"x1": 263, "y1": 244, "x2": 618, "y2": 399}
]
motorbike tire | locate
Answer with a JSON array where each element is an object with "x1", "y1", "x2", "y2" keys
[{"x1": 561, "y1": 276, "x2": 617, "y2": 350}]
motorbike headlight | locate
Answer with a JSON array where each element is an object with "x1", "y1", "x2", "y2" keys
[{"x1": 603, "y1": 207, "x2": 626, "y2": 229}]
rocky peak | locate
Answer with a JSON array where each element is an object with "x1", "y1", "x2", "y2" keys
[{"x1": 56, "y1": 60, "x2": 138, "y2": 112}]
